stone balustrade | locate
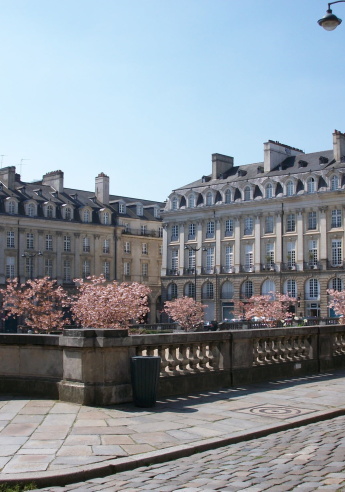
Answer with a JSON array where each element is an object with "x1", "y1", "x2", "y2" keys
[{"x1": 0, "y1": 325, "x2": 344, "y2": 406}]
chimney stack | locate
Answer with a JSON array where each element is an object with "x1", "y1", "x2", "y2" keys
[
  {"x1": 333, "y1": 130, "x2": 345, "y2": 162},
  {"x1": 211, "y1": 154, "x2": 234, "y2": 179},
  {"x1": 95, "y1": 172, "x2": 109, "y2": 205},
  {"x1": 42, "y1": 170, "x2": 64, "y2": 193},
  {"x1": 264, "y1": 140, "x2": 304, "y2": 173},
  {"x1": 0, "y1": 166, "x2": 16, "y2": 189}
]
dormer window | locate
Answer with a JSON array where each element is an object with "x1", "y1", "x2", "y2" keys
[
  {"x1": 154, "y1": 207, "x2": 160, "y2": 218},
  {"x1": 265, "y1": 183, "x2": 273, "y2": 199},
  {"x1": 286, "y1": 180, "x2": 294, "y2": 196},
  {"x1": 64, "y1": 206, "x2": 73, "y2": 220},
  {"x1": 188, "y1": 194, "x2": 195, "y2": 208},
  {"x1": 103, "y1": 211, "x2": 110, "y2": 225},
  {"x1": 224, "y1": 189, "x2": 231, "y2": 204},
  {"x1": 206, "y1": 191, "x2": 213, "y2": 206},
  {"x1": 83, "y1": 209, "x2": 91, "y2": 223},
  {"x1": 119, "y1": 203, "x2": 126, "y2": 214},
  {"x1": 46, "y1": 204, "x2": 54, "y2": 218},
  {"x1": 137, "y1": 204, "x2": 143, "y2": 216},
  {"x1": 331, "y1": 175, "x2": 339, "y2": 191},
  {"x1": 307, "y1": 177, "x2": 315, "y2": 193},
  {"x1": 171, "y1": 197, "x2": 178, "y2": 211},
  {"x1": 7, "y1": 199, "x2": 16, "y2": 215},
  {"x1": 27, "y1": 203, "x2": 35, "y2": 217},
  {"x1": 244, "y1": 186, "x2": 251, "y2": 201}
]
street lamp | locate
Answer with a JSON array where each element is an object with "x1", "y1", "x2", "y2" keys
[
  {"x1": 318, "y1": 1, "x2": 344, "y2": 30},
  {"x1": 184, "y1": 245, "x2": 206, "y2": 301}
]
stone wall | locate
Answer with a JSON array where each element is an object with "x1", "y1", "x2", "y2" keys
[{"x1": 0, "y1": 325, "x2": 344, "y2": 406}]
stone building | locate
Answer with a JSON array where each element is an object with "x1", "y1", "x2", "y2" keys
[
  {"x1": 161, "y1": 130, "x2": 345, "y2": 321},
  {"x1": 0, "y1": 167, "x2": 164, "y2": 324}
]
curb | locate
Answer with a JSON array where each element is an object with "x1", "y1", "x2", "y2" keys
[{"x1": 1, "y1": 407, "x2": 345, "y2": 489}]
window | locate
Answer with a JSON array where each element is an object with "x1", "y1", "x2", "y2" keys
[
  {"x1": 103, "y1": 212, "x2": 110, "y2": 225},
  {"x1": 244, "y1": 186, "x2": 251, "y2": 201},
  {"x1": 83, "y1": 237, "x2": 90, "y2": 252},
  {"x1": 142, "y1": 263, "x2": 148, "y2": 277},
  {"x1": 159, "y1": 244, "x2": 163, "y2": 255},
  {"x1": 141, "y1": 225, "x2": 147, "y2": 235},
  {"x1": 308, "y1": 240, "x2": 318, "y2": 266},
  {"x1": 171, "y1": 249, "x2": 179, "y2": 271},
  {"x1": 171, "y1": 225, "x2": 179, "y2": 241},
  {"x1": 142, "y1": 243, "x2": 148, "y2": 254},
  {"x1": 332, "y1": 239, "x2": 342, "y2": 266},
  {"x1": 63, "y1": 260, "x2": 71, "y2": 283},
  {"x1": 45, "y1": 258, "x2": 53, "y2": 278},
  {"x1": 7, "y1": 200, "x2": 16, "y2": 215},
  {"x1": 26, "y1": 233, "x2": 34, "y2": 250},
  {"x1": 262, "y1": 279, "x2": 276, "y2": 297},
  {"x1": 225, "y1": 245, "x2": 234, "y2": 270},
  {"x1": 46, "y1": 204, "x2": 54, "y2": 218},
  {"x1": 5, "y1": 257, "x2": 15, "y2": 279},
  {"x1": 103, "y1": 261, "x2": 110, "y2": 280},
  {"x1": 123, "y1": 223, "x2": 130, "y2": 233},
  {"x1": 154, "y1": 207, "x2": 160, "y2": 218},
  {"x1": 330, "y1": 277, "x2": 343, "y2": 291},
  {"x1": 185, "y1": 282, "x2": 195, "y2": 298},
  {"x1": 206, "y1": 191, "x2": 213, "y2": 206},
  {"x1": 167, "y1": 283, "x2": 177, "y2": 300},
  {"x1": 266, "y1": 243, "x2": 274, "y2": 266},
  {"x1": 287, "y1": 241, "x2": 296, "y2": 268},
  {"x1": 331, "y1": 209, "x2": 342, "y2": 228},
  {"x1": 203, "y1": 281, "x2": 214, "y2": 299},
  {"x1": 172, "y1": 197, "x2": 178, "y2": 210},
  {"x1": 225, "y1": 189, "x2": 231, "y2": 204},
  {"x1": 119, "y1": 203, "x2": 126, "y2": 214},
  {"x1": 245, "y1": 244, "x2": 253, "y2": 269},
  {"x1": 221, "y1": 281, "x2": 234, "y2": 299},
  {"x1": 103, "y1": 239, "x2": 110, "y2": 254},
  {"x1": 7, "y1": 231, "x2": 15, "y2": 248},
  {"x1": 306, "y1": 279, "x2": 319, "y2": 299},
  {"x1": 243, "y1": 280, "x2": 253, "y2": 298},
  {"x1": 285, "y1": 279, "x2": 297, "y2": 298},
  {"x1": 244, "y1": 217, "x2": 253, "y2": 235},
  {"x1": 188, "y1": 248, "x2": 196, "y2": 270},
  {"x1": 286, "y1": 180, "x2": 294, "y2": 197},
  {"x1": 45, "y1": 234, "x2": 53, "y2": 251},
  {"x1": 206, "y1": 221, "x2": 215, "y2": 238},
  {"x1": 124, "y1": 262, "x2": 131, "y2": 276},
  {"x1": 83, "y1": 209, "x2": 91, "y2": 223},
  {"x1": 265, "y1": 183, "x2": 273, "y2": 199},
  {"x1": 225, "y1": 219, "x2": 234, "y2": 237},
  {"x1": 188, "y1": 223, "x2": 196, "y2": 240},
  {"x1": 64, "y1": 235, "x2": 71, "y2": 252},
  {"x1": 27, "y1": 203, "x2": 35, "y2": 217},
  {"x1": 265, "y1": 216, "x2": 274, "y2": 234},
  {"x1": 65, "y1": 207, "x2": 72, "y2": 220},
  {"x1": 188, "y1": 194, "x2": 195, "y2": 208},
  {"x1": 286, "y1": 213, "x2": 296, "y2": 232},
  {"x1": 124, "y1": 241, "x2": 131, "y2": 253},
  {"x1": 331, "y1": 175, "x2": 339, "y2": 191},
  {"x1": 158, "y1": 227, "x2": 163, "y2": 238},
  {"x1": 25, "y1": 257, "x2": 34, "y2": 279},
  {"x1": 137, "y1": 204, "x2": 143, "y2": 216},
  {"x1": 206, "y1": 247, "x2": 215, "y2": 273},
  {"x1": 82, "y1": 260, "x2": 90, "y2": 278},
  {"x1": 308, "y1": 211, "x2": 317, "y2": 230},
  {"x1": 307, "y1": 177, "x2": 315, "y2": 193}
]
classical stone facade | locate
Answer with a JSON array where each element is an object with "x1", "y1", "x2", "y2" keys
[
  {"x1": 161, "y1": 130, "x2": 345, "y2": 322},
  {"x1": 0, "y1": 167, "x2": 164, "y2": 325}
]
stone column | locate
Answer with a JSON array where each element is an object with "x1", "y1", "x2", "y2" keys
[{"x1": 254, "y1": 215, "x2": 261, "y2": 271}]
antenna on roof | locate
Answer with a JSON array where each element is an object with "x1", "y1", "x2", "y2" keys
[
  {"x1": 0, "y1": 155, "x2": 7, "y2": 168},
  {"x1": 19, "y1": 158, "x2": 29, "y2": 175}
]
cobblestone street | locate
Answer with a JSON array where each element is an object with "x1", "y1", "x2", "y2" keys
[{"x1": 38, "y1": 415, "x2": 345, "y2": 491}]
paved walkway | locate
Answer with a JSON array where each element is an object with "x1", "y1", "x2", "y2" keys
[{"x1": 0, "y1": 370, "x2": 345, "y2": 488}]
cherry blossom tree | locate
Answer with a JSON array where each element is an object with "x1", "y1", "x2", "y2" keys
[
  {"x1": 71, "y1": 275, "x2": 151, "y2": 329},
  {"x1": 1, "y1": 277, "x2": 70, "y2": 332},
  {"x1": 327, "y1": 289, "x2": 345, "y2": 321},
  {"x1": 239, "y1": 293, "x2": 296, "y2": 327},
  {"x1": 164, "y1": 296, "x2": 206, "y2": 331}
]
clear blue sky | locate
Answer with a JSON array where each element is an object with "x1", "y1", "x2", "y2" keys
[{"x1": 1, "y1": 0, "x2": 344, "y2": 202}]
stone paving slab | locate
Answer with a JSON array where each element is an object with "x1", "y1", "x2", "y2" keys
[{"x1": 0, "y1": 370, "x2": 345, "y2": 487}]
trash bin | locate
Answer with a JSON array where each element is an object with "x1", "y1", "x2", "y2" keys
[{"x1": 130, "y1": 356, "x2": 161, "y2": 408}]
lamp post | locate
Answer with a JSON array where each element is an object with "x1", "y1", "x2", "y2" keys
[
  {"x1": 318, "y1": 1, "x2": 344, "y2": 30},
  {"x1": 184, "y1": 245, "x2": 205, "y2": 301},
  {"x1": 21, "y1": 251, "x2": 42, "y2": 279}
]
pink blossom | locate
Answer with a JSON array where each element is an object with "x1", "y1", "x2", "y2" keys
[{"x1": 164, "y1": 297, "x2": 206, "y2": 331}]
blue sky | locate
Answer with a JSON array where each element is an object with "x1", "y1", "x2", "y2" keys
[{"x1": 0, "y1": 0, "x2": 344, "y2": 202}]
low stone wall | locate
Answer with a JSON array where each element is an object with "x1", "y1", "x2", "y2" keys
[{"x1": 0, "y1": 325, "x2": 344, "y2": 406}]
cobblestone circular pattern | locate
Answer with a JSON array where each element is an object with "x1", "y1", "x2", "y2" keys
[{"x1": 249, "y1": 405, "x2": 302, "y2": 416}]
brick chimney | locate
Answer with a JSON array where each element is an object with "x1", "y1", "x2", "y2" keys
[
  {"x1": 0, "y1": 166, "x2": 16, "y2": 189},
  {"x1": 264, "y1": 140, "x2": 304, "y2": 173},
  {"x1": 212, "y1": 154, "x2": 234, "y2": 179},
  {"x1": 95, "y1": 172, "x2": 109, "y2": 205},
  {"x1": 333, "y1": 130, "x2": 345, "y2": 162},
  {"x1": 42, "y1": 170, "x2": 64, "y2": 193}
]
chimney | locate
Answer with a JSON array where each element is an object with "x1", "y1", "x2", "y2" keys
[
  {"x1": 42, "y1": 170, "x2": 64, "y2": 193},
  {"x1": 264, "y1": 140, "x2": 304, "y2": 173},
  {"x1": 0, "y1": 166, "x2": 16, "y2": 189},
  {"x1": 333, "y1": 130, "x2": 345, "y2": 162},
  {"x1": 95, "y1": 172, "x2": 109, "y2": 205},
  {"x1": 211, "y1": 154, "x2": 234, "y2": 179}
]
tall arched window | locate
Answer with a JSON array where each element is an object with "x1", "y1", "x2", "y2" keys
[
  {"x1": 265, "y1": 183, "x2": 273, "y2": 199},
  {"x1": 167, "y1": 283, "x2": 178, "y2": 300},
  {"x1": 202, "y1": 281, "x2": 214, "y2": 299},
  {"x1": 221, "y1": 281, "x2": 234, "y2": 299},
  {"x1": 286, "y1": 180, "x2": 294, "y2": 196},
  {"x1": 242, "y1": 280, "x2": 253, "y2": 298},
  {"x1": 306, "y1": 279, "x2": 319, "y2": 299},
  {"x1": 261, "y1": 279, "x2": 276, "y2": 297},
  {"x1": 329, "y1": 277, "x2": 343, "y2": 291},
  {"x1": 284, "y1": 279, "x2": 297, "y2": 298},
  {"x1": 331, "y1": 175, "x2": 339, "y2": 191},
  {"x1": 244, "y1": 186, "x2": 251, "y2": 201},
  {"x1": 225, "y1": 189, "x2": 231, "y2": 204},
  {"x1": 184, "y1": 282, "x2": 195, "y2": 298},
  {"x1": 307, "y1": 177, "x2": 315, "y2": 193}
]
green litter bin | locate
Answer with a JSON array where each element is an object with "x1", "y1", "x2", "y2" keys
[{"x1": 131, "y1": 356, "x2": 161, "y2": 407}]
